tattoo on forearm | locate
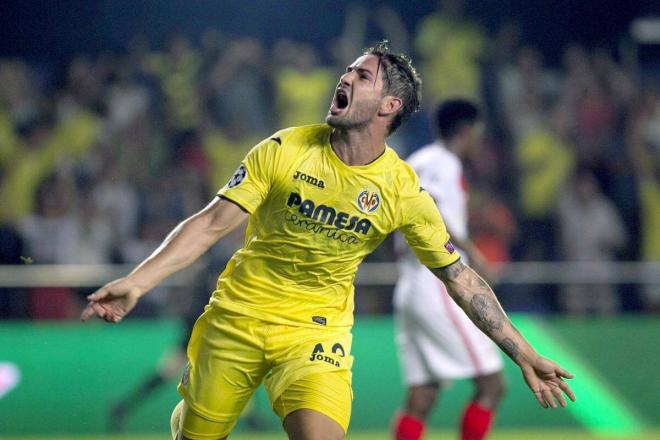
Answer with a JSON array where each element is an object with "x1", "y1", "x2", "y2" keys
[
  {"x1": 500, "y1": 337, "x2": 519, "y2": 361},
  {"x1": 469, "y1": 294, "x2": 504, "y2": 333},
  {"x1": 475, "y1": 276, "x2": 489, "y2": 289},
  {"x1": 439, "y1": 261, "x2": 467, "y2": 281},
  {"x1": 510, "y1": 324, "x2": 523, "y2": 338},
  {"x1": 449, "y1": 285, "x2": 469, "y2": 303}
]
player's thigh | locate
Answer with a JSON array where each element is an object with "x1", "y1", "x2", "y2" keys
[
  {"x1": 274, "y1": 370, "x2": 352, "y2": 436},
  {"x1": 472, "y1": 370, "x2": 507, "y2": 408},
  {"x1": 265, "y1": 325, "x2": 353, "y2": 433},
  {"x1": 178, "y1": 308, "x2": 269, "y2": 438}
]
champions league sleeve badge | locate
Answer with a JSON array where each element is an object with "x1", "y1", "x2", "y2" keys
[
  {"x1": 227, "y1": 164, "x2": 247, "y2": 188},
  {"x1": 357, "y1": 190, "x2": 380, "y2": 214}
]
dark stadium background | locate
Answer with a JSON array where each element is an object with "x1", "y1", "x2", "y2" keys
[{"x1": 0, "y1": 1, "x2": 654, "y2": 63}]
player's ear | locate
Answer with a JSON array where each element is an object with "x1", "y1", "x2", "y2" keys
[{"x1": 379, "y1": 95, "x2": 403, "y2": 117}]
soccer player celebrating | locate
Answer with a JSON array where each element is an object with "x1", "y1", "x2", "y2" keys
[
  {"x1": 393, "y1": 99, "x2": 505, "y2": 440},
  {"x1": 82, "y1": 42, "x2": 575, "y2": 440}
]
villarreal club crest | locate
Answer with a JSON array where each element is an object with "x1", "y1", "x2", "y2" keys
[{"x1": 357, "y1": 190, "x2": 380, "y2": 214}]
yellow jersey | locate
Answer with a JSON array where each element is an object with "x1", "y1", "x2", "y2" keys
[{"x1": 214, "y1": 124, "x2": 459, "y2": 328}]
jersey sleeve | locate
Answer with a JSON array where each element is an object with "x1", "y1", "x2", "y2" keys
[
  {"x1": 398, "y1": 187, "x2": 461, "y2": 268},
  {"x1": 217, "y1": 136, "x2": 281, "y2": 214}
]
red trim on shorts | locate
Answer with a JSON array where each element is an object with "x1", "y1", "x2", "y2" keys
[{"x1": 436, "y1": 279, "x2": 483, "y2": 375}]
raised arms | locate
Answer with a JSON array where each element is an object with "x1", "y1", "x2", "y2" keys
[
  {"x1": 81, "y1": 197, "x2": 249, "y2": 323},
  {"x1": 431, "y1": 260, "x2": 576, "y2": 408}
]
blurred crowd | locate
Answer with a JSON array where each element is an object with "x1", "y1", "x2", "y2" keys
[{"x1": 0, "y1": 1, "x2": 658, "y2": 319}]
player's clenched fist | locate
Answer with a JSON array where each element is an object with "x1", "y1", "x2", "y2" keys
[{"x1": 81, "y1": 277, "x2": 143, "y2": 323}]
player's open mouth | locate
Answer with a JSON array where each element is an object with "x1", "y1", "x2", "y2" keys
[{"x1": 330, "y1": 89, "x2": 350, "y2": 114}]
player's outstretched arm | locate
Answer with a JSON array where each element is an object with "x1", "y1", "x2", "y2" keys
[
  {"x1": 81, "y1": 197, "x2": 248, "y2": 323},
  {"x1": 430, "y1": 260, "x2": 576, "y2": 409}
]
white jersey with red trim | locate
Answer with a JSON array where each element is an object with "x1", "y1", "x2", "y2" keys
[
  {"x1": 394, "y1": 141, "x2": 502, "y2": 383},
  {"x1": 395, "y1": 142, "x2": 467, "y2": 268},
  {"x1": 408, "y1": 141, "x2": 468, "y2": 242}
]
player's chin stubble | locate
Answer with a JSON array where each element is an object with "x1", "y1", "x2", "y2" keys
[{"x1": 326, "y1": 103, "x2": 377, "y2": 131}]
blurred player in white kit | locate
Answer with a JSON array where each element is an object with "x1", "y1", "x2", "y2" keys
[{"x1": 393, "y1": 99, "x2": 506, "y2": 440}]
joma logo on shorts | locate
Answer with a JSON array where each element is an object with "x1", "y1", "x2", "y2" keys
[
  {"x1": 309, "y1": 343, "x2": 345, "y2": 367},
  {"x1": 293, "y1": 170, "x2": 325, "y2": 189}
]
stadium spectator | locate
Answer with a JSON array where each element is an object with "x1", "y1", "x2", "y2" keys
[
  {"x1": 499, "y1": 47, "x2": 558, "y2": 141},
  {"x1": 149, "y1": 35, "x2": 203, "y2": 135},
  {"x1": 204, "y1": 37, "x2": 274, "y2": 136},
  {"x1": 18, "y1": 175, "x2": 79, "y2": 318},
  {"x1": 628, "y1": 84, "x2": 660, "y2": 312},
  {"x1": 470, "y1": 191, "x2": 518, "y2": 265},
  {"x1": 557, "y1": 168, "x2": 628, "y2": 314},
  {"x1": 414, "y1": 0, "x2": 486, "y2": 105},
  {"x1": 0, "y1": 108, "x2": 99, "y2": 224},
  {"x1": 69, "y1": 185, "x2": 114, "y2": 265},
  {"x1": 0, "y1": 225, "x2": 27, "y2": 318},
  {"x1": 91, "y1": 152, "x2": 141, "y2": 248},
  {"x1": 273, "y1": 40, "x2": 335, "y2": 128},
  {"x1": 513, "y1": 104, "x2": 576, "y2": 262}
]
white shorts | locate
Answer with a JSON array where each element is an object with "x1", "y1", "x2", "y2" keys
[{"x1": 393, "y1": 265, "x2": 503, "y2": 386}]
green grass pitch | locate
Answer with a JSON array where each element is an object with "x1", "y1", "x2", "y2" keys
[{"x1": 4, "y1": 431, "x2": 659, "y2": 440}]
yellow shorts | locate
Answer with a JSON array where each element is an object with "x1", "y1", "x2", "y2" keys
[{"x1": 176, "y1": 306, "x2": 353, "y2": 439}]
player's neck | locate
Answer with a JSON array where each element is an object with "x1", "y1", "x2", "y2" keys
[
  {"x1": 443, "y1": 138, "x2": 465, "y2": 157},
  {"x1": 330, "y1": 127, "x2": 386, "y2": 166}
]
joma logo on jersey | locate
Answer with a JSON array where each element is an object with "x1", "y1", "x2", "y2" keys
[
  {"x1": 287, "y1": 192, "x2": 372, "y2": 234},
  {"x1": 309, "y1": 342, "x2": 345, "y2": 367},
  {"x1": 293, "y1": 170, "x2": 325, "y2": 189},
  {"x1": 357, "y1": 190, "x2": 380, "y2": 213}
]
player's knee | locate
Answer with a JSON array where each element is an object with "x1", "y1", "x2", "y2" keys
[
  {"x1": 406, "y1": 384, "x2": 440, "y2": 418},
  {"x1": 171, "y1": 400, "x2": 184, "y2": 439},
  {"x1": 474, "y1": 371, "x2": 507, "y2": 406},
  {"x1": 171, "y1": 399, "x2": 232, "y2": 440},
  {"x1": 488, "y1": 372, "x2": 507, "y2": 400}
]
